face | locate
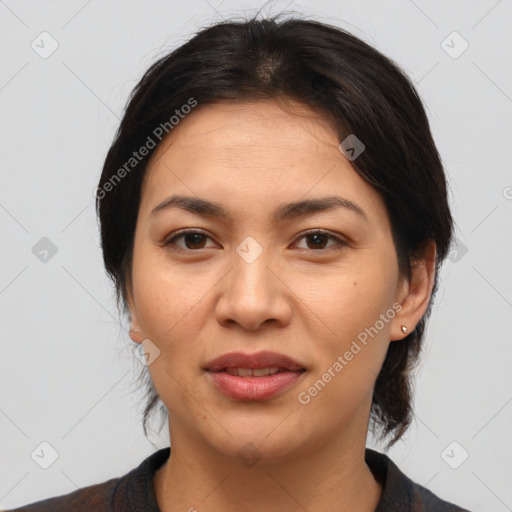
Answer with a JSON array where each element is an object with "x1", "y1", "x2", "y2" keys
[{"x1": 127, "y1": 99, "x2": 416, "y2": 462}]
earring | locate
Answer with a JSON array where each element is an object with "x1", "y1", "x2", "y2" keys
[
  {"x1": 401, "y1": 325, "x2": 408, "y2": 334},
  {"x1": 129, "y1": 327, "x2": 142, "y2": 340}
]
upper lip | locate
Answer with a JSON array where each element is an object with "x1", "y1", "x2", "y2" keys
[{"x1": 204, "y1": 351, "x2": 306, "y2": 372}]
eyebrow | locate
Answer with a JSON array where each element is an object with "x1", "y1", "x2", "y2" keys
[{"x1": 150, "y1": 194, "x2": 368, "y2": 223}]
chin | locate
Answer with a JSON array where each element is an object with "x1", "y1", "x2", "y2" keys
[{"x1": 201, "y1": 414, "x2": 310, "y2": 465}]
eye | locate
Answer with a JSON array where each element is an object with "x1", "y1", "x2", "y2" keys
[
  {"x1": 293, "y1": 230, "x2": 347, "y2": 252},
  {"x1": 162, "y1": 229, "x2": 347, "y2": 253},
  {"x1": 163, "y1": 230, "x2": 217, "y2": 251}
]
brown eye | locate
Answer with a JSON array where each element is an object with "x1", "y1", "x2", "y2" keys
[
  {"x1": 163, "y1": 229, "x2": 346, "y2": 254},
  {"x1": 304, "y1": 233, "x2": 329, "y2": 250},
  {"x1": 164, "y1": 230, "x2": 215, "y2": 251},
  {"x1": 294, "y1": 230, "x2": 346, "y2": 251},
  {"x1": 181, "y1": 232, "x2": 207, "y2": 249}
]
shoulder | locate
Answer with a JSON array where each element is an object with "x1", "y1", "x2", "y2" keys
[
  {"x1": 4, "y1": 448, "x2": 170, "y2": 512},
  {"x1": 365, "y1": 448, "x2": 474, "y2": 512},
  {"x1": 411, "y1": 482, "x2": 473, "y2": 512},
  {"x1": 3, "y1": 477, "x2": 120, "y2": 512}
]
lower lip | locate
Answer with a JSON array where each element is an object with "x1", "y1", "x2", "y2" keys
[{"x1": 207, "y1": 371, "x2": 305, "y2": 401}]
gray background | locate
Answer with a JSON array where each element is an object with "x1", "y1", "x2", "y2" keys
[{"x1": 1, "y1": 0, "x2": 511, "y2": 510}]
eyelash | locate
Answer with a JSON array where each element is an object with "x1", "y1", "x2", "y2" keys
[{"x1": 162, "y1": 229, "x2": 348, "y2": 254}]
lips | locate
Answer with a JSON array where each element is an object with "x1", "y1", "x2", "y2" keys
[
  {"x1": 204, "y1": 351, "x2": 305, "y2": 373},
  {"x1": 204, "y1": 351, "x2": 306, "y2": 401}
]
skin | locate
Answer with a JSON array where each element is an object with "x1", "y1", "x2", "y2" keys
[{"x1": 126, "y1": 98, "x2": 436, "y2": 511}]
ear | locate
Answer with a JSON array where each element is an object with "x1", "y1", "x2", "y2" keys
[
  {"x1": 126, "y1": 283, "x2": 143, "y2": 344},
  {"x1": 390, "y1": 240, "x2": 437, "y2": 341}
]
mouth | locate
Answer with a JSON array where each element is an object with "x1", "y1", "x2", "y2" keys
[
  {"x1": 222, "y1": 366, "x2": 302, "y2": 377},
  {"x1": 204, "y1": 351, "x2": 307, "y2": 401}
]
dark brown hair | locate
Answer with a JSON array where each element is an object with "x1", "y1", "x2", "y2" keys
[{"x1": 96, "y1": 14, "x2": 453, "y2": 449}]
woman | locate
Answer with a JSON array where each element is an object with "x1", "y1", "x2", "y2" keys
[{"x1": 9, "y1": 15, "x2": 473, "y2": 512}]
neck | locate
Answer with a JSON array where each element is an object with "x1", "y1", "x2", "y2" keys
[{"x1": 153, "y1": 420, "x2": 383, "y2": 511}]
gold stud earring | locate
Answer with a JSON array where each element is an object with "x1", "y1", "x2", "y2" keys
[{"x1": 401, "y1": 325, "x2": 408, "y2": 334}]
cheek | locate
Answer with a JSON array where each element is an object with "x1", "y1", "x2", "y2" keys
[
  {"x1": 295, "y1": 276, "x2": 396, "y2": 426},
  {"x1": 130, "y1": 253, "x2": 208, "y2": 359},
  {"x1": 131, "y1": 262, "x2": 208, "y2": 401},
  {"x1": 300, "y1": 258, "x2": 398, "y2": 396},
  {"x1": 303, "y1": 260, "x2": 397, "y2": 340}
]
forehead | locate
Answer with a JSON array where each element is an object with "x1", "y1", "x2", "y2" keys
[
  {"x1": 145, "y1": 99, "x2": 339, "y2": 173},
  {"x1": 138, "y1": 99, "x2": 385, "y2": 223},
  {"x1": 168, "y1": 99, "x2": 336, "y2": 145}
]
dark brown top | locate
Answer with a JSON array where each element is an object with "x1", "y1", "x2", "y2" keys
[{"x1": 5, "y1": 447, "x2": 473, "y2": 511}]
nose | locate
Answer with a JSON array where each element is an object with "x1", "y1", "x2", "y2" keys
[{"x1": 214, "y1": 249, "x2": 292, "y2": 332}]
